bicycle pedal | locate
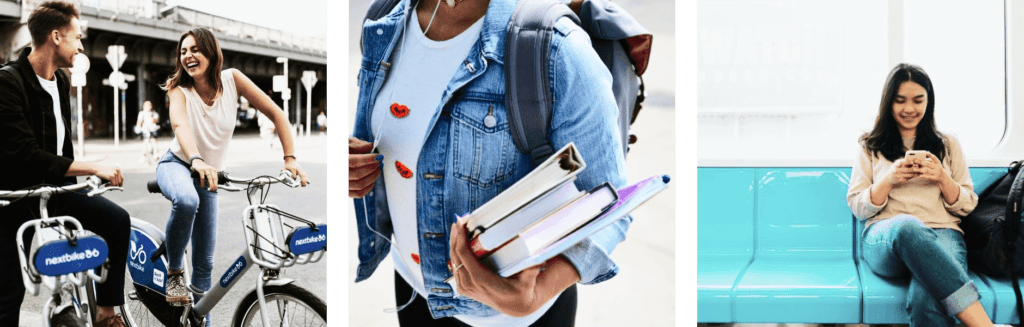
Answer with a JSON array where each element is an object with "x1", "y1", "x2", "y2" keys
[{"x1": 168, "y1": 299, "x2": 191, "y2": 307}]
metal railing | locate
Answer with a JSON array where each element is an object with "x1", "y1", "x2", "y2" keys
[
  {"x1": 56, "y1": 0, "x2": 326, "y2": 53},
  {"x1": 160, "y1": 6, "x2": 325, "y2": 53}
]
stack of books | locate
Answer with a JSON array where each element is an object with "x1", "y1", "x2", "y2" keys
[{"x1": 461, "y1": 142, "x2": 670, "y2": 277}]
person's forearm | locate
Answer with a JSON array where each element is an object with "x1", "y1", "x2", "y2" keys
[
  {"x1": 272, "y1": 114, "x2": 296, "y2": 157},
  {"x1": 535, "y1": 256, "x2": 581, "y2": 302},
  {"x1": 171, "y1": 123, "x2": 202, "y2": 160},
  {"x1": 939, "y1": 176, "x2": 961, "y2": 205},
  {"x1": 65, "y1": 161, "x2": 96, "y2": 177},
  {"x1": 869, "y1": 180, "x2": 892, "y2": 206}
]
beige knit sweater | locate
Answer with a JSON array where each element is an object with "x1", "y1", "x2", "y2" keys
[{"x1": 846, "y1": 133, "x2": 978, "y2": 232}]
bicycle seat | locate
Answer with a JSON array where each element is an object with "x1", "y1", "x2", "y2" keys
[{"x1": 29, "y1": 230, "x2": 108, "y2": 277}]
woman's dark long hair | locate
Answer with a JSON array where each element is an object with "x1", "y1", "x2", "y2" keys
[
  {"x1": 161, "y1": 27, "x2": 223, "y2": 94},
  {"x1": 861, "y1": 63, "x2": 946, "y2": 162}
]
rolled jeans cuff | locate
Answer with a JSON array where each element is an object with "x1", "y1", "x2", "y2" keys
[{"x1": 943, "y1": 281, "x2": 980, "y2": 315}]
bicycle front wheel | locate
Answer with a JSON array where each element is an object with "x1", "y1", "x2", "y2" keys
[{"x1": 231, "y1": 284, "x2": 326, "y2": 327}]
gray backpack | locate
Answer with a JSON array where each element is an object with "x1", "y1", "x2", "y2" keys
[{"x1": 362, "y1": 0, "x2": 653, "y2": 165}]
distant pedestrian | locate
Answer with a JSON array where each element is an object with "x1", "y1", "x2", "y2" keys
[
  {"x1": 316, "y1": 110, "x2": 326, "y2": 134},
  {"x1": 156, "y1": 27, "x2": 309, "y2": 325},
  {"x1": 135, "y1": 100, "x2": 160, "y2": 162}
]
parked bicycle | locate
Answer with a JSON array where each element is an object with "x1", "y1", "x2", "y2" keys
[
  {"x1": 120, "y1": 170, "x2": 326, "y2": 326},
  {"x1": 4, "y1": 176, "x2": 120, "y2": 327}
]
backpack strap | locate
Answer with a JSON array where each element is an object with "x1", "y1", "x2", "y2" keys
[
  {"x1": 1006, "y1": 165, "x2": 1024, "y2": 326},
  {"x1": 505, "y1": 0, "x2": 580, "y2": 166},
  {"x1": 360, "y1": 0, "x2": 404, "y2": 53}
]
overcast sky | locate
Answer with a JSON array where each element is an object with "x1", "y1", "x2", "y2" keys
[{"x1": 164, "y1": 0, "x2": 328, "y2": 39}]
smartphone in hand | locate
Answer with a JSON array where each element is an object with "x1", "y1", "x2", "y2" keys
[{"x1": 905, "y1": 150, "x2": 930, "y2": 168}]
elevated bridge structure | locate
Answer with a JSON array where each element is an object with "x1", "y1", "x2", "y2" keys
[{"x1": 4, "y1": 0, "x2": 327, "y2": 139}]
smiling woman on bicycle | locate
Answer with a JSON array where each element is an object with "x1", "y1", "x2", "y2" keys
[{"x1": 156, "y1": 27, "x2": 309, "y2": 316}]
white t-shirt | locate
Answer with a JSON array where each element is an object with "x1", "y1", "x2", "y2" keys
[
  {"x1": 169, "y1": 70, "x2": 239, "y2": 170},
  {"x1": 37, "y1": 75, "x2": 63, "y2": 156},
  {"x1": 316, "y1": 113, "x2": 326, "y2": 127},
  {"x1": 138, "y1": 110, "x2": 159, "y2": 132},
  {"x1": 371, "y1": 13, "x2": 557, "y2": 327}
]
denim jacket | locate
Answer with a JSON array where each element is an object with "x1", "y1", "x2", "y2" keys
[{"x1": 353, "y1": 0, "x2": 631, "y2": 318}]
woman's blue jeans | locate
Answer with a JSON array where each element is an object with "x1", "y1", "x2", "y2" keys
[
  {"x1": 862, "y1": 214, "x2": 981, "y2": 327},
  {"x1": 155, "y1": 151, "x2": 218, "y2": 295}
]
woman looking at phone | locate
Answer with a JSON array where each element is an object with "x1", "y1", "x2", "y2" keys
[{"x1": 847, "y1": 63, "x2": 992, "y2": 327}]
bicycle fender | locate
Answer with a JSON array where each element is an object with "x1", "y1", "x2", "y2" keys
[{"x1": 265, "y1": 278, "x2": 295, "y2": 287}]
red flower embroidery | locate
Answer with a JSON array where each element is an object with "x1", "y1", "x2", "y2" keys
[
  {"x1": 411, "y1": 253, "x2": 420, "y2": 265},
  {"x1": 390, "y1": 103, "x2": 410, "y2": 118},
  {"x1": 395, "y1": 160, "x2": 413, "y2": 179}
]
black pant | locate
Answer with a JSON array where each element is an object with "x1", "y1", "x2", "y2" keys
[
  {"x1": 0, "y1": 191, "x2": 130, "y2": 324},
  {"x1": 394, "y1": 271, "x2": 577, "y2": 327}
]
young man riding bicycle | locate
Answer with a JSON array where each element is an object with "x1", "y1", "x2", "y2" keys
[{"x1": 0, "y1": 1, "x2": 130, "y2": 326}]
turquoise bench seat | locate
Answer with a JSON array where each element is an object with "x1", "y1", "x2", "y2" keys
[
  {"x1": 697, "y1": 168, "x2": 755, "y2": 323},
  {"x1": 697, "y1": 166, "x2": 1016, "y2": 324},
  {"x1": 733, "y1": 169, "x2": 860, "y2": 323}
]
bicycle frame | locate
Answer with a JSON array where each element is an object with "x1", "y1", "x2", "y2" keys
[
  {"x1": 128, "y1": 213, "x2": 323, "y2": 325},
  {"x1": 128, "y1": 171, "x2": 326, "y2": 326}
]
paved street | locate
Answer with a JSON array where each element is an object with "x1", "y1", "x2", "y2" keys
[{"x1": 19, "y1": 133, "x2": 329, "y2": 326}]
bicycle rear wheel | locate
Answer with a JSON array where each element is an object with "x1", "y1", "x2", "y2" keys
[
  {"x1": 119, "y1": 268, "x2": 184, "y2": 327},
  {"x1": 231, "y1": 284, "x2": 326, "y2": 327}
]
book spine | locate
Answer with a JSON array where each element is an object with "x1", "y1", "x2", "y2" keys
[
  {"x1": 477, "y1": 181, "x2": 582, "y2": 250},
  {"x1": 481, "y1": 238, "x2": 530, "y2": 272}
]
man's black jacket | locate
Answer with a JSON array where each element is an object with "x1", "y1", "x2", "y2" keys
[{"x1": 0, "y1": 47, "x2": 77, "y2": 217}]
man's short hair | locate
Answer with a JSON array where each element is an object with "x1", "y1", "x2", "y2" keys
[{"x1": 27, "y1": 1, "x2": 80, "y2": 46}]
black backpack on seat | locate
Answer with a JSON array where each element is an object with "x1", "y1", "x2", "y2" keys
[{"x1": 961, "y1": 160, "x2": 1024, "y2": 325}]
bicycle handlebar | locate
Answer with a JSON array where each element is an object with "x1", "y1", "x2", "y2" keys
[
  {"x1": 0, "y1": 176, "x2": 121, "y2": 205},
  {"x1": 147, "y1": 170, "x2": 300, "y2": 194}
]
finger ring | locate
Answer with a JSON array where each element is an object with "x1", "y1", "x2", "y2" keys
[{"x1": 444, "y1": 264, "x2": 464, "y2": 283}]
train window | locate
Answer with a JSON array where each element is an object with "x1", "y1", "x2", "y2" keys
[{"x1": 698, "y1": 0, "x2": 1005, "y2": 161}]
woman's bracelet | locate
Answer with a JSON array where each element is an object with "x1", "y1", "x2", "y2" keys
[
  {"x1": 284, "y1": 154, "x2": 297, "y2": 161},
  {"x1": 189, "y1": 155, "x2": 204, "y2": 167}
]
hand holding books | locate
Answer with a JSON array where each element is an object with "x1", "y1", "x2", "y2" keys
[
  {"x1": 448, "y1": 218, "x2": 581, "y2": 317},
  {"x1": 456, "y1": 143, "x2": 671, "y2": 277}
]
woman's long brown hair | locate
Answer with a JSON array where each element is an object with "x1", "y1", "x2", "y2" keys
[{"x1": 162, "y1": 27, "x2": 223, "y2": 94}]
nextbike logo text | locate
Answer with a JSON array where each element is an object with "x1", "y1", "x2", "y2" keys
[
  {"x1": 294, "y1": 234, "x2": 325, "y2": 245},
  {"x1": 220, "y1": 256, "x2": 247, "y2": 287},
  {"x1": 44, "y1": 248, "x2": 101, "y2": 266}
]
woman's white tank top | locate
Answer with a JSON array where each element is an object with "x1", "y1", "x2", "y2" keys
[{"x1": 170, "y1": 69, "x2": 239, "y2": 170}]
